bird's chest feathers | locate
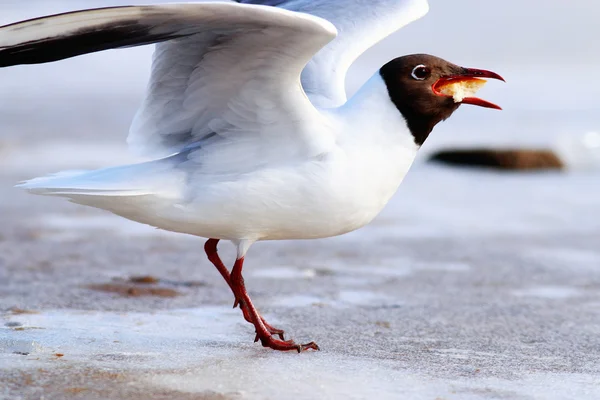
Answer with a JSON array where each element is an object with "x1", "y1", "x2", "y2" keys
[{"x1": 321, "y1": 140, "x2": 417, "y2": 234}]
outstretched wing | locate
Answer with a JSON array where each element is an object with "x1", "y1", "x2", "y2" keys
[
  {"x1": 238, "y1": 0, "x2": 430, "y2": 107},
  {"x1": 0, "y1": 2, "x2": 337, "y2": 163}
]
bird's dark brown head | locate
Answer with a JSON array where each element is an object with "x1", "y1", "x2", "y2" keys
[{"x1": 380, "y1": 54, "x2": 504, "y2": 146}]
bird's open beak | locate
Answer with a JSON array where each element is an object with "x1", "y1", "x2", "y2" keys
[{"x1": 432, "y1": 68, "x2": 505, "y2": 110}]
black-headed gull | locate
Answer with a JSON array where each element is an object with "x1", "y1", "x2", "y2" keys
[{"x1": 0, "y1": 0, "x2": 503, "y2": 352}]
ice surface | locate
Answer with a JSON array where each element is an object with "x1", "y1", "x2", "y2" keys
[
  {"x1": 37, "y1": 214, "x2": 187, "y2": 240},
  {"x1": 0, "y1": 142, "x2": 143, "y2": 173},
  {"x1": 3, "y1": 309, "x2": 600, "y2": 400},
  {"x1": 512, "y1": 286, "x2": 583, "y2": 300},
  {"x1": 1, "y1": 308, "x2": 245, "y2": 368},
  {"x1": 251, "y1": 267, "x2": 317, "y2": 280},
  {"x1": 2, "y1": 0, "x2": 600, "y2": 399}
]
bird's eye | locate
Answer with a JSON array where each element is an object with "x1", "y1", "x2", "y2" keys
[{"x1": 411, "y1": 65, "x2": 430, "y2": 80}]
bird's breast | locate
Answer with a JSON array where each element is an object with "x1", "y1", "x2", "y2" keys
[
  {"x1": 168, "y1": 138, "x2": 419, "y2": 241},
  {"x1": 253, "y1": 142, "x2": 418, "y2": 240}
]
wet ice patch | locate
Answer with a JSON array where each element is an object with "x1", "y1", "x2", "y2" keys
[
  {"x1": 0, "y1": 308, "x2": 245, "y2": 371},
  {"x1": 416, "y1": 262, "x2": 471, "y2": 272},
  {"x1": 526, "y1": 247, "x2": 600, "y2": 271},
  {"x1": 148, "y1": 355, "x2": 451, "y2": 400},
  {"x1": 456, "y1": 373, "x2": 600, "y2": 400},
  {"x1": 322, "y1": 258, "x2": 469, "y2": 288},
  {"x1": 513, "y1": 286, "x2": 582, "y2": 299},
  {"x1": 275, "y1": 295, "x2": 326, "y2": 308},
  {"x1": 2, "y1": 309, "x2": 598, "y2": 400},
  {"x1": 336, "y1": 290, "x2": 396, "y2": 307},
  {"x1": 377, "y1": 258, "x2": 471, "y2": 273},
  {"x1": 251, "y1": 267, "x2": 317, "y2": 280},
  {"x1": 0, "y1": 338, "x2": 43, "y2": 356},
  {"x1": 324, "y1": 261, "x2": 413, "y2": 279},
  {"x1": 148, "y1": 359, "x2": 600, "y2": 400},
  {"x1": 274, "y1": 291, "x2": 398, "y2": 309}
]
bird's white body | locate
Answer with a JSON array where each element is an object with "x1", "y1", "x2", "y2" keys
[
  {"x1": 3, "y1": 0, "x2": 429, "y2": 255},
  {"x1": 0, "y1": 0, "x2": 508, "y2": 352},
  {"x1": 38, "y1": 75, "x2": 418, "y2": 244}
]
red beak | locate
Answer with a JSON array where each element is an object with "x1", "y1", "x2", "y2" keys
[{"x1": 432, "y1": 68, "x2": 505, "y2": 110}]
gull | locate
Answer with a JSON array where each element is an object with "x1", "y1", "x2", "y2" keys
[{"x1": 0, "y1": 0, "x2": 503, "y2": 352}]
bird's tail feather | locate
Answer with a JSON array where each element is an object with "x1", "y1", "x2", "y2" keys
[{"x1": 16, "y1": 161, "x2": 179, "y2": 198}]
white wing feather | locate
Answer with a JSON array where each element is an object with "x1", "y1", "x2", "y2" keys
[
  {"x1": 0, "y1": 0, "x2": 428, "y2": 165},
  {"x1": 238, "y1": 0, "x2": 430, "y2": 107},
  {"x1": 130, "y1": 0, "x2": 429, "y2": 157},
  {"x1": 0, "y1": 2, "x2": 338, "y2": 167}
]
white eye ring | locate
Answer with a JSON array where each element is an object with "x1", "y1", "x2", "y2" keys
[{"x1": 411, "y1": 64, "x2": 429, "y2": 80}]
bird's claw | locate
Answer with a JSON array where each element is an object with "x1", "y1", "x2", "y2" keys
[
  {"x1": 297, "y1": 342, "x2": 320, "y2": 353},
  {"x1": 256, "y1": 334, "x2": 319, "y2": 353},
  {"x1": 254, "y1": 326, "x2": 285, "y2": 341},
  {"x1": 268, "y1": 326, "x2": 286, "y2": 341}
]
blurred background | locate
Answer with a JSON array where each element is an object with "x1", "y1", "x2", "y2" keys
[
  {"x1": 1, "y1": 2, "x2": 600, "y2": 397},
  {"x1": 1, "y1": 0, "x2": 599, "y2": 236}
]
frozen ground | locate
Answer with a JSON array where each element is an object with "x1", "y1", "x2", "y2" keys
[
  {"x1": 2, "y1": 0, "x2": 600, "y2": 399},
  {"x1": 2, "y1": 147, "x2": 600, "y2": 399}
]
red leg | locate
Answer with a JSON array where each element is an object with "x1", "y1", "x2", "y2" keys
[
  {"x1": 204, "y1": 239, "x2": 285, "y2": 340},
  {"x1": 230, "y1": 256, "x2": 319, "y2": 353}
]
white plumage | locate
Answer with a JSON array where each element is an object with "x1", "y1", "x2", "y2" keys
[
  {"x1": 3, "y1": 0, "x2": 429, "y2": 253},
  {"x1": 0, "y1": 0, "x2": 449, "y2": 351}
]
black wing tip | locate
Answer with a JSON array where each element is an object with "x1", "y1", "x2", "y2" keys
[
  {"x1": 0, "y1": 6, "x2": 131, "y2": 67},
  {"x1": 0, "y1": 7, "x2": 188, "y2": 68},
  {"x1": 0, "y1": 6, "x2": 137, "y2": 30}
]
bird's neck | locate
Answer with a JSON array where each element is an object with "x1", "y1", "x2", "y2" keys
[
  {"x1": 338, "y1": 74, "x2": 420, "y2": 152},
  {"x1": 331, "y1": 74, "x2": 420, "y2": 214}
]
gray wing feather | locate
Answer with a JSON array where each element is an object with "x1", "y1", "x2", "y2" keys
[
  {"x1": 0, "y1": 1, "x2": 428, "y2": 160},
  {"x1": 237, "y1": 0, "x2": 430, "y2": 107},
  {"x1": 0, "y1": 3, "x2": 337, "y2": 160}
]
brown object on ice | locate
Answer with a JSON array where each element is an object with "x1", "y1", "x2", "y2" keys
[
  {"x1": 429, "y1": 148, "x2": 564, "y2": 171},
  {"x1": 87, "y1": 283, "x2": 180, "y2": 298},
  {"x1": 128, "y1": 275, "x2": 160, "y2": 284},
  {"x1": 7, "y1": 307, "x2": 39, "y2": 315}
]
